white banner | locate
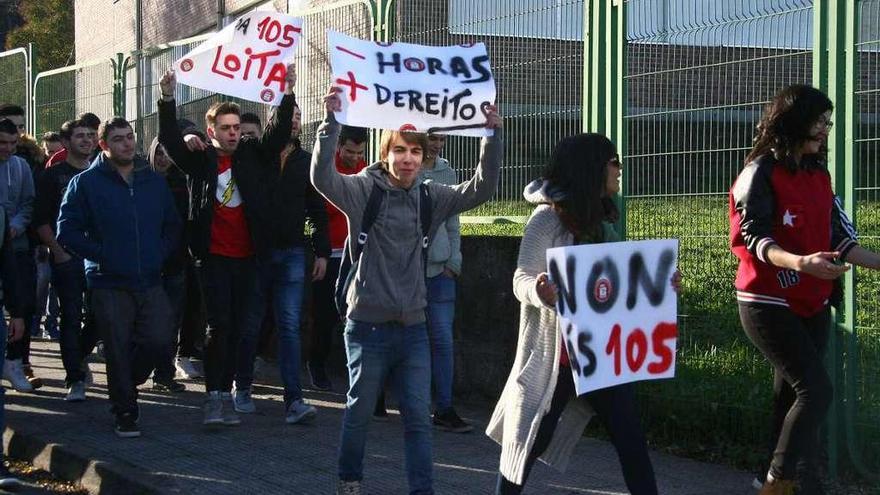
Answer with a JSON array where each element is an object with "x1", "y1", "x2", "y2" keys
[
  {"x1": 174, "y1": 11, "x2": 302, "y2": 105},
  {"x1": 546, "y1": 239, "x2": 679, "y2": 395},
  {"x1": 328, "y1": 31, "x2": 497, "y2": 137}
]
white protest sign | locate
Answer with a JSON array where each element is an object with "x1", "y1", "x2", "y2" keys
[
  {"x1": 328, "y1": 31, "x2": 497, "y2": 137},
  {"x1": 174, "y1": 11, "x2": 302, "y2": 105},
  {"x1": 546, "y1": 239, "x2": 679, "y2": 395}
]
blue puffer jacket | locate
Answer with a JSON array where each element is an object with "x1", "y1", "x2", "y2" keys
[{"x1": 57, "y1": 153, "x2": 181, "y2": 290}]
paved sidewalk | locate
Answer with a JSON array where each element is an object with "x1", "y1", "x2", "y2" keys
[{"x1": 5, "y1": 341, "x2": 755, "y2": 494}]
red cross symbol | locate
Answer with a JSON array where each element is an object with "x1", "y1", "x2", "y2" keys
[{"x1": 336, "y1": 71, "x2": 368, "y2": 102}]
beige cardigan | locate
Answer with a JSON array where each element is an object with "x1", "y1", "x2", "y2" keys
[{"x1": 486, "y1": 204, "x2": 596, "y2": 484}]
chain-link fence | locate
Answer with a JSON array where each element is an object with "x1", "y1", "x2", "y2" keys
[
  {"x1": 853, "y1": 0, "x2": 880, "y2": 476},
  {"x1": 623, "y1": 0, "x2": 816, "y2": 470},
  {"x1": 32, "y1": 59, "x2": 115, "y2": 138},
  {"x1": 392, "y1": 0, "x2": 584, "y2": 220}
]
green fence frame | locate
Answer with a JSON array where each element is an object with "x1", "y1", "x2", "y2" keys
[{"x1": 0, "y1": 45, "x2": 34, "y2": 135}]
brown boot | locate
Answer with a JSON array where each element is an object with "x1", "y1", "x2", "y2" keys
[
  {"x1": 758, "y1": 478, "x2": 797, "y2": 495},
  {"x1": 23, "y1": 365, "x2": 43, "y2": 389}
]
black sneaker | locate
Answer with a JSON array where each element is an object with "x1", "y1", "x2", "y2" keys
[
  {"x1": 433, "y1": 408, "x2": 473, "y2": 433},
  {"x1": 308, "y1": 364, "x2": 333, "y2": 391},
  {"x1": 115, "y1": 413, "x2": 141, "y2": 438},
  {"x1": 152, "y1": 378, "x2": 186, "y2": 393}
]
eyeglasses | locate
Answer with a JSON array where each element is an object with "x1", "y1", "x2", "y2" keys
[{"x1": 816, "y1": 117, "x2": 833, "y2": 130}]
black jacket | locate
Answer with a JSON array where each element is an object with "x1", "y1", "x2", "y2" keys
[
  {"x1": 157, "y1": 94, "x2": 295, "y2": 261},
  {"x1": 269, "y1": 146, "x2": 330, "y2": 257}
]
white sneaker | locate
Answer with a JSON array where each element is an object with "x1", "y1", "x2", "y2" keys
[
  {"x1": 65, "y1": 381, "x2": 86, "y2": 402},
  {"x1": 175, "y1": 357, "x2": 202, "y2": 379},
  {"x1": 82, "y1": 362, "x2": 94, "y2": 387},
  {"x1": 4, "y1": 359, "x2": 34, "y2": 393},
  {"x1": 285, "y1": 399, "x2": 317, "y2": 424}
]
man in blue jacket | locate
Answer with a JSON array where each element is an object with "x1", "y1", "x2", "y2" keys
[{"x1": 57, "y1": 117, "x2": 182, "y2": 438}]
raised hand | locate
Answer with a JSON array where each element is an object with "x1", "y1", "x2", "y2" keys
[
  {"x1": 324, "y1": 86, "x2": 343, "y2": 115},
  {"x1": 484, "y1": 104, "x2": 503, "y2": 129},
  {"x1": 160, "y1": 69, "x2": 177, "y2": 99},
  {"x1": 284, "y1": 63, "x2": 297, "y2": 94}
]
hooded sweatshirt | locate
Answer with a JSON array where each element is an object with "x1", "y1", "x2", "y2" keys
[
  {"x1": 0, "y1": 154, "x2": 34, "y2": 251},
  {"x1": 420, "y1": 157, "x2": 462, "y2": 277},
  {"x1": 310, "y1": 114, "x2": 503, "y2": 326}
]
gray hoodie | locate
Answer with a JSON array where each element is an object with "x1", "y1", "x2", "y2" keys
[
  {"x1": 420, "y1": 157, "x2": 462, "y2": 277},
  {"x1": 0, "y1": 155, "x2": 34, "y2": 250},
  {"x1": 310, "y1": 115, "x2": 503, "y2": 325}
]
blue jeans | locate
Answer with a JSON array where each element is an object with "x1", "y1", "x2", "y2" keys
[
  {"x1": 426, "y1": 274, "x2": 456, "y2": 412},
  {"x1": 338, "y1": 319, "x2": 434, "y2": 495},
  {"x1": 235, "y1": 247, "x2": 306, "y2": 404}
]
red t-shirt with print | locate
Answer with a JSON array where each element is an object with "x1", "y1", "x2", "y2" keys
[{"x1": 209, "y1": 155, "x2": 253, "y2": 258}]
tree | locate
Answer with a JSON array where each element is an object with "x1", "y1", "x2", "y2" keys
[{"x1": 5, "y1": 0, "x2": 74, "y2": 73}]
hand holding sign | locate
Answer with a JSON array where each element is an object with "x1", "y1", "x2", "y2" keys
[
  {"x1": 484, "y1": 104, "x2": 503, "y2": 130},
  {"x1": 324, "y1": 86, "x2": 343, "y2": 115},
  {"x1": 283, "y1": 62, "x2": 297, "y2": 95},
  {"x1": 536, "y1": 272, "x2": 558, "y2": 306}
]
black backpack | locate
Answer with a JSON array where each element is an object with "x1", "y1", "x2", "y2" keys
[{"x1": 334, "y1": 182, "x2": 432, "y2": 318}]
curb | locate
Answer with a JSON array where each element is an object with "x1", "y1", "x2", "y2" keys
[{"x1": 3, "y1": 427, "x2": 165, "y2": 495}]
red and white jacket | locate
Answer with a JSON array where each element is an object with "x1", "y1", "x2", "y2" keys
[{"x1": 729, "y1": 155, "x2": 858, "y2": 317}]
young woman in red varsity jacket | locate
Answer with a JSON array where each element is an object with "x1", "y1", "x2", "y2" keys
[{"x1": 730, "y1": 85, "x2": 880, "y2": 495}]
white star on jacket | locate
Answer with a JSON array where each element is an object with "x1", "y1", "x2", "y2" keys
[{"x1": 782, "y1": 209, "x2": 797, "y2": 227}]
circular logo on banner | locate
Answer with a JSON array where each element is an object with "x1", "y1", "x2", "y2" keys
[
  {"x1": 594, "y1": 277, "x2": 612, "y2": 303},
  {"x1": 459, "y1": 42, "x2": 476, "y2": 48},
  {"x1": 403, "y1": 57, "x2": 426, "y2": 72},
  {"x1": 180, "y1": 59, "x2": 194, "y2": 72},
  {"x1": 399, "y1": 123, "x2": 417, "y2": 132},
  {"x1": 260, "y1": 89, "x2": 275, "y2": 102},
  {"x1": 375, "y1": 41, "x2": 394, "y2": 47}
]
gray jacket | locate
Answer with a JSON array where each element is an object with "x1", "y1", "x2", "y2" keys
[
  {"x1": 0, "y1": 155, "x2": 34, "y2": 250},
  {"x1": 310, "y1": 114, "x2": 503, "y2": 325},
  {"x1": 420, "y1": 157, "x2": 462, "y2": 277}
]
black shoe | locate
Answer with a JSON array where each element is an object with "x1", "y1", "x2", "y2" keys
[
  {"x1": 308, "y1": 364, "x2": 332, "y2": 391},
  {"x1": 0, "y1": 463, "x2": 20, "y2": 489},
  {"x1": 152, "y1": 378, "x2": 186, "y2": 393},
  {"x1": 115, "y1": 413, "x2": 141, "y2": 438},
  {"x1": 433, "y1": 408, "x2": 473, "y2": 433}
]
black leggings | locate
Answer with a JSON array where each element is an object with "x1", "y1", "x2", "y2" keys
[
  {"x1": 496, "y1": 371, "x2": 658, "y2": 495},
  {"x1": 739, "y1": 303, "x2": 832, "y2": 481}
]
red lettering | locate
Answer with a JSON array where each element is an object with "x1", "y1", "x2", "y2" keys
[
  {"x1": 278, "y1": 24, "x2": 300, "y2": 48},
  {"x1": 210, "y1": 46, "x2": 234, "y2": 79},
  {"x1": 605, "y1": 324, "x2": 622, "y2": 376},
  {"x1": 647, "y1": 322, "x2": 678, "y2": 374},
  {"x1": 224, "y1": 53, "x2": 241, "y2": 73},
  {"x1": 263, "y1": 62, "x2": 287, "y2": 92},
  {"x1": 626, "y1": 329, "x2": 648, "y2": 372}
]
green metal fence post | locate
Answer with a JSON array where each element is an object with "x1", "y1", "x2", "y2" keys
[
  {"x1": 26, "y1": 43, "x2": 36, "y2": 137},
  {"x1": 611, "y1": 0, "x2": 626, "y2": 238}
]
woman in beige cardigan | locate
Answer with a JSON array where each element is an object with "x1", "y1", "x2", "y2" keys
[{"x1": 487, "y1": 133, "x2": 679, "y2": 494}]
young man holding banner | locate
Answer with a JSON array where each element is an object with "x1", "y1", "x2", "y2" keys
[
  {"x1": 313, "y1": 87, "x2": 502, "y2": 495},
  {"x1": 157, "y1": 63, "x2": 296, "y2": 427}
]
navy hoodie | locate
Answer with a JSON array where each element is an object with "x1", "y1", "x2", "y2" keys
[{"x1": 56, "y1": 153, "x2": 182, "y2": 290}]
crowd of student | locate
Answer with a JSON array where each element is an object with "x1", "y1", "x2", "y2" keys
[{"x1": 0, "y1": 67, "x2": 877, "y2": 495}]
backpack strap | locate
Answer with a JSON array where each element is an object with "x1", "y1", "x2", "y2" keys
[
  {"x1": 419, "y1": 183, "x2": 432, "y2": 251},
  {"x1": 352, "y1": 183, "x2": 385, "y2": 260}
]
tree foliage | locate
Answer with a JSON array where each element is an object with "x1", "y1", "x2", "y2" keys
[{"x1": 5, "y1": 0, "x2": 75, "y2": 73}]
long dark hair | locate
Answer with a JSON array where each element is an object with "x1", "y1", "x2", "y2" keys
[
  {"x1": 746, "y1": 84, "x2": 833, "y2": 171},
  {"x1": 544, "y1": 133, "x2": 619, "y2": 242}
]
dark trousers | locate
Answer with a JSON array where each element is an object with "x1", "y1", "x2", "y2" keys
[
  {"x1": 198, "y1": 254, "x2": 259, "y2": 393},
  {"x1": 6, "y1": 247, "x2": 36, "y2": 364},
  {"x1": 739, "y1": 303, "x2": 832, "y2": 481},
  {"x1": 309, "y1": 256, "x2": 341, "y2": 370},
  {"x1": 152, "y1": 272, "x2": 186, "y2": 382},
  {"x1": 180, "y1": 262, "x2": 205, "y2": 358},
  {"x1": 52, "y1": 257, "x2": 97, "y2": 386},
  {"x1": 91, "y1": 286, "x2": 173, "y2": 416},
  {"x1": 497, "y1": 372, "x2": 658, "y2": 495}
]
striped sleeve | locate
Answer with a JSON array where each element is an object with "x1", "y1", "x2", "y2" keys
[
  {"x1": 831, "y1": 195, "x2": 858, "y2": 260},
  {"x1": 732, "y1": 161, "x2": 777, "y2": 264}
]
